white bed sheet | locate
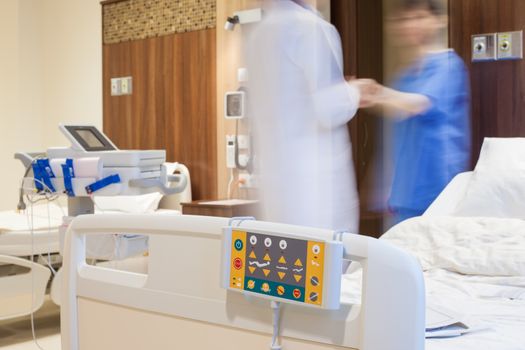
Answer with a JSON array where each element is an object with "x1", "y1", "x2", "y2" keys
[{"x1": 342, "y1": 216, "x2": 525, "y2": 350}]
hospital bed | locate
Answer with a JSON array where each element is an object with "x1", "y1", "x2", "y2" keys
[{"x1": 60, "y1": 138, "x2": 525, "y2": 350}]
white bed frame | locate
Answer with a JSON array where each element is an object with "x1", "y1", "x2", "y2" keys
[
  {"x1": 61, "y1": 214, "x2": 425, "y2": 350},
  {"x1": 0, "y1": 255, "x2": 51, "y2": 321}
]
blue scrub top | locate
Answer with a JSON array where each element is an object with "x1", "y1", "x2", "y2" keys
[{"x1": 388, "y1": 50, "x2": 471, "y2": 217}]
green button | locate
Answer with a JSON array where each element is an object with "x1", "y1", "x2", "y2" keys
[{"x1": 234, "y1": 239, "x2": 244, "y2": 251}]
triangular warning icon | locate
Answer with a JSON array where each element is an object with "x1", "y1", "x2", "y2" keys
[
  {"x1": 263, "y1": 269, "x2": 271, "y2": 277},
  {"x1": 248, "y1": 266, "x2": 256, "y2": 274},
  {"x1": 249, "y1": 251, "x2": 256, "y2": 259},
  {"x1": 278, "y1": 272, "x2": 286, "y2": 280},
  {"x1": 294, "y1": 259, "x2": 303, "y2": 267},
  {"x1": 278, "y1": 256, "x2": 286, "y2": 264},
  {"x1": 294, "y1": 274, "x2": 302, "y2": 282},
  {"x1": 263, "y1": 254, "x2": 271, "y2": 261}
]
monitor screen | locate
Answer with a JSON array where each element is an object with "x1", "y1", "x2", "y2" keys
[
  {"x1": 76, "y1": 129, "x2": 106, "y2": 149},
  {"x1": 64, "y1": 125, "x2": 116, "y2": 152}
]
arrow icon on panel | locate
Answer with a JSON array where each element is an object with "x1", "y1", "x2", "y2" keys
[
  {"x1": 249, "y1": 251, "x2": 257, "y2": 259},
  {"x1": 248, "y1": 266, "x2": 256, "y2": 274},
  {"x1": 263, "y1": 269, "x2": 271, "y2": 277},
  {"x1": 294, "y1": 259, "x2": 303, "y2": 267},
  {"x1": 278, "y1": 256, "x2": 286, "y2": 264},
  {"x1": 294, "y1": 274, "x2": 302, "y2": 282},
  {"x1": 278, "y1": 272, "x2": 286, "y2": 280},
  {"x1": 264, "y1": 254, "x2": 271, "y2": 261}
]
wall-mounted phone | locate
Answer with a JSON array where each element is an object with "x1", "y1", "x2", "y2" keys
[
  {"x1": 226, "y1": 134, "x2": 251, "y2": 171},
  {"x1": 226, "y1": 135, "x2": 237, "y2": 169}
]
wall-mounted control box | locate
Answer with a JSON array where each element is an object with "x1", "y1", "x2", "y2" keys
[
  {"x1": 110, "y1": 76, "x2": 133, "y2": 96},
  {"x1": 497, "y1": 31, "x2": 523, "y2": 60},
  {"x1": 472, "y1": 33, "x2": 497, "y2": 62}
]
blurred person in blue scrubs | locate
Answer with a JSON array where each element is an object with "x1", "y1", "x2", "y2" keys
[{"x1": 368, "y1": 0, "x2": 470, "y2": 224}]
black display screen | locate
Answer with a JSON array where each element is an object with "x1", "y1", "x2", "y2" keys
[{"x1": 65, "y1": 126, "x2": 116, "y2": 152}]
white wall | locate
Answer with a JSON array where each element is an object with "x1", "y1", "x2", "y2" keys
[
  {"x1": 0, "y1": 0, "x2": 102, "y2": 211},
  {"x1": 40, "y1": 0, "x2": 103, "y2": 146}
]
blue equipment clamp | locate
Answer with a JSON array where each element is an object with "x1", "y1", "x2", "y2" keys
[
  {"x1": 31, "y1": 162, "x2": 44, "y2": 191},
  {"x1": 62, "y1": 159, "x2": 75, "y2": 197},
  {"x1": 32, "y1": 159, "x2": 56, "y2": 193},
  {"x1": 85, "y1": 174, "x2": 121, "y2": 195}
]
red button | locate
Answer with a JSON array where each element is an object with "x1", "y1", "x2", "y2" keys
[
  {"x1": 233, "y1": 258, "x2": 243, "y2": 270},
  {"x1": 293, "y1": 289, "x2": 301, "y2": 299}
]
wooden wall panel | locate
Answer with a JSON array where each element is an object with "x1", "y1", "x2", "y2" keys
[
  {"x1": 331, "y1": 0, "x2": 384, "y2": 237},
  {"x1": 449, "y1": 0, "x2": 525, "y2": 165},
  {"x1": 103, "y1": 29, "x2": 217, "y2": 200}
]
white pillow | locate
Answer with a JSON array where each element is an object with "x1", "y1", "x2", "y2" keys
[
  {"x1": 454, "y1": 138, "x2": 525, "y2": 218},
  {"x1": 93, "y1": 193, "x2": 163, "y2": 214},
  {"x1": 454, "y1": 171, "x2": 525, "y2": 218},
  {"x1": 474, "y1": 137, "x2": 525, "y2": 172}
]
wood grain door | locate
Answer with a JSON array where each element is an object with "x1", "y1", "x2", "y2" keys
[{"x1": 449, "y1": 0, "x2": 525, "y2": 164}]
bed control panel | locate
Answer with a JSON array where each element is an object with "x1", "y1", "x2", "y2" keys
[{"x1": 222, "y1": 227, "x2": 343, "y2": 309}]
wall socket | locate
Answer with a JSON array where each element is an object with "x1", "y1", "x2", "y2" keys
[
  {"x1": 238, "y1": 173, "x2": 257, "y2": 188},
  {"x1": 472, "y1": 33, "x2": 497, "y2": 62},
  {"x1": 110, "y1": 76, "x2": 133, "y2": 96},
  {"x1": 497, "y1": 31, "x2": 523, "y2": 60},
  {"x1": 472, "y1": 31, "x2": 523, "y2": 62}
]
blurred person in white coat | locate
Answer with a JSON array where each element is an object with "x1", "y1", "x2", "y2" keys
[{"x1": 245, "y1": 0, "x2": 374, "y2": 232}]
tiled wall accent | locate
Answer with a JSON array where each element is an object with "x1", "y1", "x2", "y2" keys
[{"x1": 103, "y1": 0, "x2": 216, "y2": 44}]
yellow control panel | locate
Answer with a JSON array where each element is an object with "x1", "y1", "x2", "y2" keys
[
  {"x1": 223, "y1": 228, "x2": 341, "y2": 308},
  {"x1": 229, "y1": 230, "x2": 247, "y2": 291}
]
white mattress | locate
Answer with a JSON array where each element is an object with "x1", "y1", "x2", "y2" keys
[
  {"x1": 342, "y1": 216, "x2": 525, "y2": 350},
  {"x1": 0, "y1": 204, "x2": 181, "y2": 257},
  {"x1": 0, "y1": 203, "x2": 64, "y2": 256},
  {"x1": 0, "y1": 228, "x2": 59, "y2": 256}
]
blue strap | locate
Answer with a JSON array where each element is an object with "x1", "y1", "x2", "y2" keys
[
  {"x1": 85, "y1": 174, "x2": 121, "y2": 195},
  {"x1": 31, "y1": 162, "x2": 44, "y2": 192},
  {"x1": 39, "y1": 159, "x2": 55, "y2": 179},
  {"x1": 33, "y1": 159, "x2": 56, "y2": 193},
  {"x1": 62, "y1": 159, "x2": 75, "y2": 197}
]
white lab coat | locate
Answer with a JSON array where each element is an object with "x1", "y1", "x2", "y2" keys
[{"x1": 245, "y1": 0, "x2": 360, "y2": 232}]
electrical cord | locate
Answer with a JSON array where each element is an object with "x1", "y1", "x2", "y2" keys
[
  {"x1": 270, "y1": 301, "x2": 283, "y2": 350},
  {"x1": 227, "y1": 168, "x2": 235, "y2": 200},
  {"x1": 17, "y1": 155, "x2": 49, "y2": 212},
  {"x1": 25, "y1": 190, "x2": 57, "y2": 350}
]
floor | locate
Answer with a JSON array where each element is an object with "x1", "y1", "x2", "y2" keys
[{"x1": 0, "y1": 298, "x2": 61, "y2": 350}]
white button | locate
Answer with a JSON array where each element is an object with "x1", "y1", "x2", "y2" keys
[
  {"x1": 264, "y1": 237, "x2": 272, "y2": 248},
  {"x1": 279, "y1": 240, "x2": 287, "y2": 250},
  {"x1": 250, "y1": 235, "x2": 257, "y2": 245}
]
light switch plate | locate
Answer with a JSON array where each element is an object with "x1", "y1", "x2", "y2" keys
[
  {"x1": 472, "y1": 33, "x2": 497, "y2": 62},
  {"x1": 110, "y1": 78, "x2": 121, "y2": 96},
  {"x1": 497, "y1": 31, "x2": 523, "y2": 60},
  {"x1": 121, "y1": 76, "x2": 133, "y2": 95}
]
